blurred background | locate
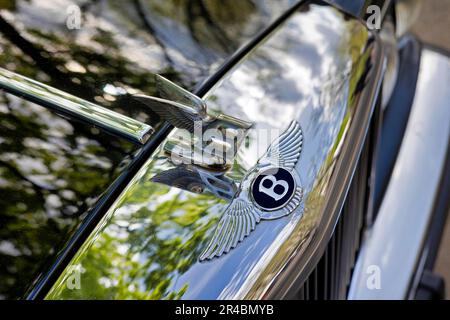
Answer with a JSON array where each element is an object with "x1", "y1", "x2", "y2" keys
[{"x1": 411, "y1": 0, "x2": 450, "y2": 298}]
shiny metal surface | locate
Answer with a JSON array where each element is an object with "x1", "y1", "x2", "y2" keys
[
  {"x1": 151, "y1": 163, "x2": 237, "y2": 200},
  {"x1": 0, "y1": 92, "x2": 140, "y2": 299},
  {"x1": 0, "y1": 0, "x2": 303, "y2": 300},
  {"x1": 349, "y1": 49, "x2": 450, "y2": 300},
  {"x1": 46, "y1": 3, "x2": 383, "y2": 300},
  {"x1": 0, "y1": 0, "x2": 296, "y2": 124},
  {"x1": 134, "y1": 74, "x2": 252, "y2": 168},
  {"x1": 200, "y1": 121, "x2": 303, "y2": 261},
  {"x1": 0, "y1": 67, "x2": 153, "y2": 144},
  {"x1": 396, "y1": 0, "x2": 422, "y2": 37},
  {"x1": 134, "y1": 75, "x2": 209, "y2": 131}
]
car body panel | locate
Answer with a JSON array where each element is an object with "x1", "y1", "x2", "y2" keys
[
  {"x1": 349, "y1": 48, "x2": 450, "y2": 299},
  {"x1": 0, "y1": 0, "x2": 296, "y2": 121},
  {"x1": 45, "y1": 2, "x2": 384, "y2": 300},
  {"x1": 0, "y1": 93, "x2": 139, "y2": 299}
]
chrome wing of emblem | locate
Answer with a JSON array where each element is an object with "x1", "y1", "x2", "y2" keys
[{"x1": 200, "y1": 121, "x2": 304, "y2": 261}]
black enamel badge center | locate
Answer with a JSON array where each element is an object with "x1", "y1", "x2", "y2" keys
[{"x1": 251, "y1": 167, "x2": 296, "y2": 211}]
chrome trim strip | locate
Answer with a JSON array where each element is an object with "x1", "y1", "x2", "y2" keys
[
  {"x1": 0, "y1": 67, "x2": 153, "y2": 144},
  {"x1": 348, "y1": 49, "x2": 450, "y2": 299}
]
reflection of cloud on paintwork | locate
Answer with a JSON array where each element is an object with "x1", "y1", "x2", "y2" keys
[{"x1": 41, "y1": 2, "x2": 374, "y2": 300}]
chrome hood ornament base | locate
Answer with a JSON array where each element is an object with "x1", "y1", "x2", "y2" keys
[{"x1": 200, "y1": 121, "x2": 304, "y2": 261}]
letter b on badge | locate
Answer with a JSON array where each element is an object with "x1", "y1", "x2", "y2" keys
[
  {"x1": 259, "y1": 175, "x2": 288, "y2": 201},
  {"x1": 251, "y1": 167, "x2": 296, "y2": 211}
]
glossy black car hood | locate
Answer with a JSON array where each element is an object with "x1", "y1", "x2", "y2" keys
[
  {"x1": 0, "y1": 0, "x2": 297, "y2": 299},
  {"x1": 0, "y1": 0, "x2": 296, "y2": 121},
  {"x1": 0, "y1": 93, "x2": 139, "y2": 299}
]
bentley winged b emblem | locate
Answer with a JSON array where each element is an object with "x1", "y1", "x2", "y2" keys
[{"x1": 200, "y1": 121, "x2": 304, "y2": 261}]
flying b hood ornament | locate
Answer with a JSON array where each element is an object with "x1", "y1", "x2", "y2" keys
[
  {"x1": 133, "y1": 75, "x2": 252, "y2": 170},
  {"x1": 200, "y1": 121, "x2": 304, "y2": 261}
]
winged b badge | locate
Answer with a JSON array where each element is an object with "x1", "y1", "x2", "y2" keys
[{"x1": 200, "y1": 121, "x2": 304, "y2": 261}]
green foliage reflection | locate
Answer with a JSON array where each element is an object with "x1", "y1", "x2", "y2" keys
[{"x1": 47, "y1": 156, "x2": 224, "y2": 299}]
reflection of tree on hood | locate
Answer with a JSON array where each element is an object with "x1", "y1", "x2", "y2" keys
[{"x1": 0, "y1": 0, "x2": 295, "y2": 300}]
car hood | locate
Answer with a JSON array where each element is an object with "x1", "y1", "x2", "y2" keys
[{"x1": 0, "y1": 0, "x2": 296, "y2": 299}]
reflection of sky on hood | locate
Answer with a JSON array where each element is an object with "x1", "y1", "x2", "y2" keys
[
  {"x1": 206, "y1": 6, "x2": 352, "y2": 194},
  {"x1": 171, "y1": 5, "x2": 364, "y2": 299},
  {"x1": 0, "y1": 90, "x2": 138, "y2": 298},
  {"x1": 45, "y1": 3, "x2": 370, "y2": 300}
]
